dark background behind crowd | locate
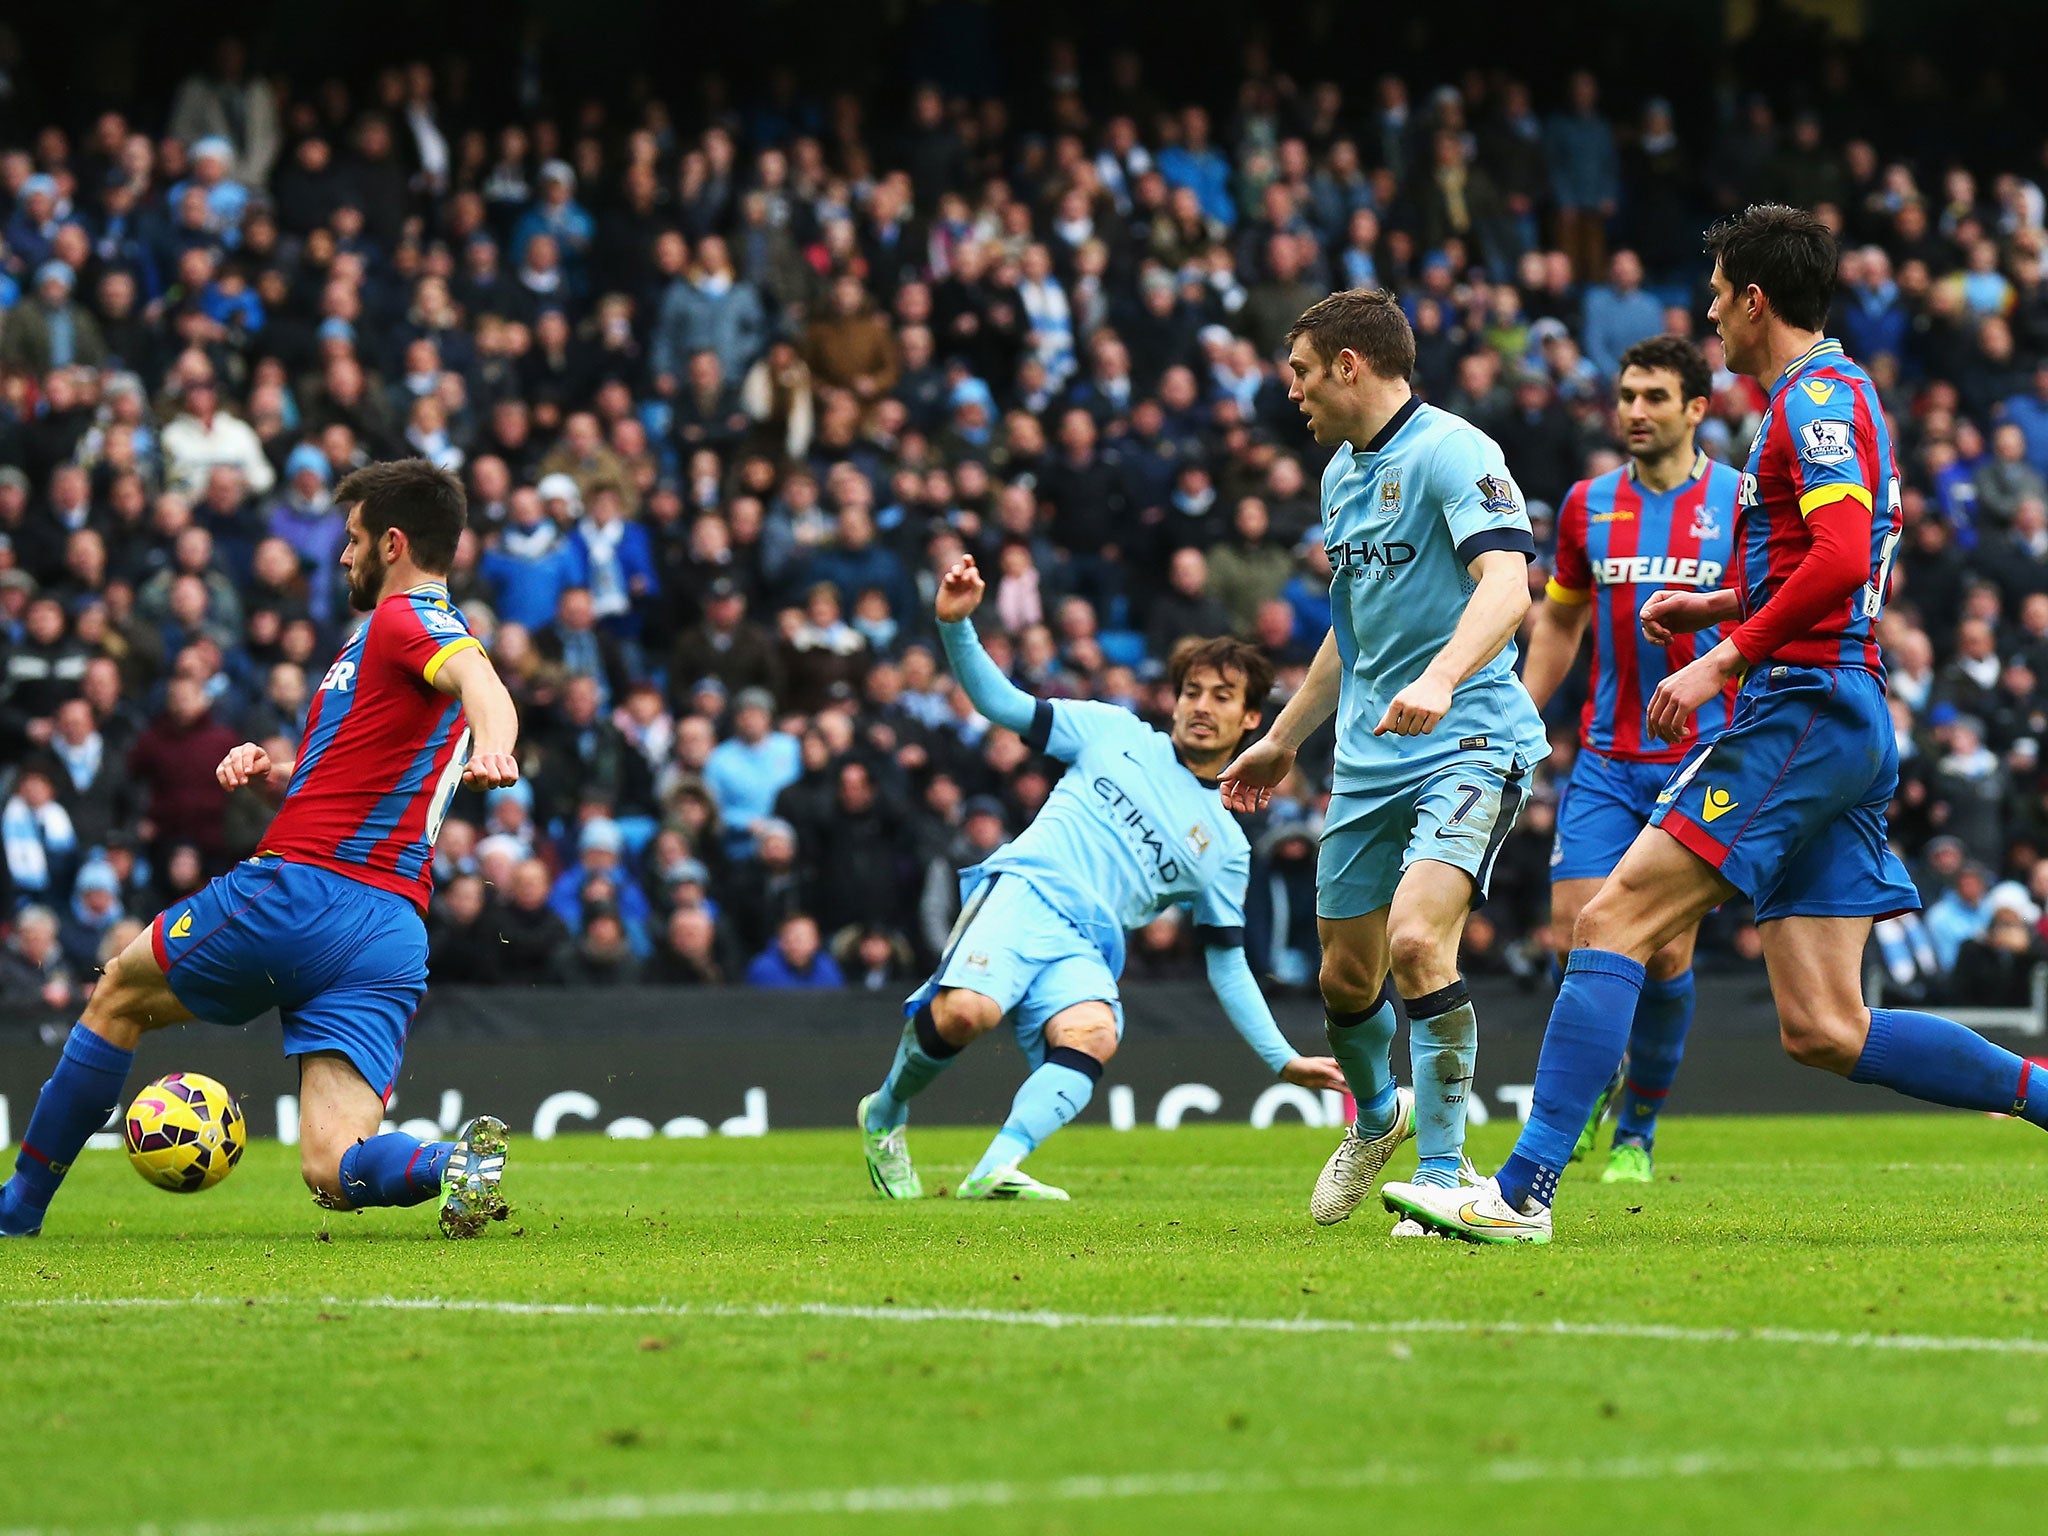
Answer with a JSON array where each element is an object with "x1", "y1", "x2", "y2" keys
[{"x1": 3, "y1": 0, "x2": 2048, "y2": 1011}]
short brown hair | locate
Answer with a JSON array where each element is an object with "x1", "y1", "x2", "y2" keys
[
  {"x1": 335, "y1": 458, "x2": 468, "y2": 573},
  {"x1": 1169, "y1": 635, "x2": 1276, "y2": 717},
  {"x1": 1285, "y1": 287, "x2": 1415, "y2": 381},
  {"x1": 1616, "y1": 335, "x2": 1712, "y2": 403}
]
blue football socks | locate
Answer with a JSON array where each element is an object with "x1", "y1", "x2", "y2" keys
[
  {"x1": 865, "y1": 1005, "x2": 961, "y2": 1134},
  {"x1": 1498, "y1": 948, "x2": 1645, "y2": 1210},
  {"x1": 1325, "y1": 983, "x2": 1400, "y2": 1138},
  {"x1": 1406, "y1": 980, "x2": 1478, "y2": 1188},
  {"x1": 966, "y1": 1047, "x2": 1100, "y2": 1181},
  {"x1": 337, "y1": 1132, "x2": 454, "y2": 1208},
  {"x1": 1852, "y1": 1008, "x2": 2048, "y2": 1128},
  {"x1": 1, "y1": 1023, "x2": 135, "y2": 1233},
  {"x1": 1615, "y1": 970, "x2": 1696, "y2": 1149}
]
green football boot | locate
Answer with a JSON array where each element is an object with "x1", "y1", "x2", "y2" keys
[
  {"x1": 439, "y1": 1115, "x2": 511, "y2": 1238},
  {"x1": 1571, "y1": 1055, "x2": 1628, "y2": 1163},
  {"x1": 858, "y1": 1094, "x2": 923, "y2": 1199},
  {"x1": 954, "y1": 1163, "x2": 1069, "y2": 1201},
  {"x1": 1601, "y1": 1141, "x2": 1654, "y2": 1184}
]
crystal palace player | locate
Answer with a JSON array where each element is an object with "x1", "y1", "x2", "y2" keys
[
  {"x1": 1521, "y1": 335, "x2": 1741, "y2": 1184},
  {"x1": 0, "y1": 460, "x2": 522, "y2": 1240},
  {"x1": 1389, "y1": 204, "x2": 2048, "y2": 1244}
]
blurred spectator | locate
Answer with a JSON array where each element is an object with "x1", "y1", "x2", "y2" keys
[
  {"x1": 745, "y1": 911, "x2": 843, "y2": 987},
  {"x1": 127, "y1": 677, "x2": 240, "y2": 869},
  {"x1": 0, "y1": 906, "x2": 78, "y2": 1013}
]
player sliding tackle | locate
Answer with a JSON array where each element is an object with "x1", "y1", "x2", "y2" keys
[
  {"x1": 1389, "y1": 205, "x2": 2048, "y2": 1245},
  {"x1": 0, "y1": 460, "x2": 521, "y2": 1240},
  {"x1": 1221, "y1": 288, "x2": 1549, "y2": 1233},
  {"x1": 857, "y1": 555, "x2": 1345, "y2": 1201}
]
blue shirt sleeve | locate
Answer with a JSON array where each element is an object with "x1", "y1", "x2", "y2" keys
[
  {"x1": 1203, "y1": 943, "x2": 1295, "y2": 1074},
  {"x1": 1433, "y1": 426, "x2": 1536, "y2": 567},
  {"x1": 1033, "y1": 699, "x2": 1146, "y2": 764}
]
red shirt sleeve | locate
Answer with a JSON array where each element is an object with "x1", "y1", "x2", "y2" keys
[
  {"x1": 1728, "y1": 496, "x2": 1872, "y2": 666},
  {"x1": 384, "y1": 591, "x2": 482, "y2": 687},
  {"x1": 1545, "y1": 481, "x2": 1593, "y2": 605}
]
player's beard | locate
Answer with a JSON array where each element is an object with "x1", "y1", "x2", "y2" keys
[{"x1": 347, "y1": 542, "x2": 386, "y2": 611}]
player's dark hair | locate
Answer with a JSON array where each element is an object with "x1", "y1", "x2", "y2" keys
[
  {"x1": 1169, "y1": 635, "x2": 1276, "y2": 718},
  {"x1": 1285, "y1": 287, "x2": 1416, "y2": 381},
  {"x1": 1704, "y1": 203, "x2": 1837, "y2": 332},
  {"x1": 1616, "y1": 335, "x2": 1712, "y2": 403},
  {"x1": 335, "y1": 458, "x2": 467, "y2": 573}
]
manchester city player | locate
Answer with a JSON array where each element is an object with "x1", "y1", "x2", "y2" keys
[
  {"x1": 1391, "y1": 206, "x2": 2048, "y2": 1244},
  {"x1": 857, "y1": 555, "x2": 1345, "y2": 1202},
  {"x1": 1522, "y1": 335, "x2": 1741, "y2": 1183},
  {"x1": 1221, "y1": 288, "x2": 1548, "y2": 1231}
]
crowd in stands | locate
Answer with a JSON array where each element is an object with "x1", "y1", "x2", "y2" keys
[{"x1": 3, "y1": 34, "x2": 2048, "y2": 1006}]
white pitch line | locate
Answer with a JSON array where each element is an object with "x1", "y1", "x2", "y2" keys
[
  {"x1": 6, "y1": 1293, "x2": 2048, "y2": 1357},
  {"x1": 6, "y1": 1443, "x2": 2048, "y2": 1536}
]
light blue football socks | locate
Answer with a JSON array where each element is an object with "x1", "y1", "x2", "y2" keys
[
  {"x1": 1406, "y1": 979, "x2": 1478, "y2": 1189},
  {"x1": 966, "y1": 1047, "x2": 1100, "y2": 1181},
  {"x1": 1325, "y1": 982, "x2": 1400, "y2": 1138},
  {"x1": 865, "y1": 1005, "x2": 961, "y2": 1134}
]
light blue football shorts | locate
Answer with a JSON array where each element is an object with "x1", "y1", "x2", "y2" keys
[
  {"x1": 1318, "y1": 757, "x2": 1529, "y2": 921},
  {"x1": 925, "y1": 872, "x2": 1124, "y2": 1068}
]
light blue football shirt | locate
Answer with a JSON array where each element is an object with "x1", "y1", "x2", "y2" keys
[
  {"x1": 977, "y1": 699, "x2": 1250, "y2": 978},
  {"x1": 1320, "y1": 397, "x2": 1550, "y2": 790}
]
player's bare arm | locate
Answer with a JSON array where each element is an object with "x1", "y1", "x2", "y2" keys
[
  {"x1": 1375, "y1": 548, "x2": 1531, "y2": 736},
  {"x1": 1218, "y1": 630, "x2": 1340, "y2": 813},
  {"x1": 1639, "y1": 587, "x2": 1740, "y2": 645},
  {"x1": 1520, "y1": 595, "x2": 1595, "y2": 713},
  {"x1": 431, "y1": 644, "x2": 521, "y2": 787}
]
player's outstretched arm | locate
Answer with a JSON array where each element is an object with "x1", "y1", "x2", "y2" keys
[
  {"x1": 1520, "y1": 596, "x2": 1594, "y2": 713},
  {"x1": 1376, "y1": 549, "x2": 1531, "y2": 736},
  {"x1": 935, "y1": 554, "x2": 1040, "y2": 734},
  {"x1": 1219, "y1": 631, "x2": 1341, "y2": 813},
  {"x1": 431, "y1": 645, "x2": 521, "y2": 787},
  {"x1": 1202, "y1": 941, "x2": 1347, "y2": 1088}
]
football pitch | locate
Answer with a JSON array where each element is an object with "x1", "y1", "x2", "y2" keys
[{"x1": 3, "y1": 1116, "x2": 2047, "y2": 1535}]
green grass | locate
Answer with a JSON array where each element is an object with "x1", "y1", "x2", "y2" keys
[{"x1": 4, "y1": 1116, "x2": 2048, "y2": 1535}]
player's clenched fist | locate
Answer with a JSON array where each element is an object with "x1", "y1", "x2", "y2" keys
[
  {"x1": 216, "y1": 741, "x2": 275, "y2": 789},
  {"x1": 934, "y1": 555, "x2": 986, "y2": 622},
  {"x1": 1375, "y1": 674, "x2": 1452, "y2": 736},
  {"x1": 462, "y1": 752, "x2": 520, "y2": 789}
]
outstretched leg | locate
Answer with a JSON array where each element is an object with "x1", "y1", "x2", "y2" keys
[
  {"x1": 1, "y1": 924, "x2": 192, "y2": 1236},
  {"x1": 957, "y1": 1001, "x2": 1116, "y2": 1200},
  {"x1": 1764, "y1": 916, "x2": 2048, "y2": 1127},
  {"x1": 860, "y1": 989, "x2": 1001, "y2": 1198}
]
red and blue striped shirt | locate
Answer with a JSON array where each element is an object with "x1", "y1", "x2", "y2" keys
[
  {"x1": 1733, "y1": 339, "x2": 1899, "y2": 675},
  {"x1": 1547, "y1": 452, "x2": 1743, "y2": 762},
  {"x1": 259, "y1": 582, "x2": 481, "y2": 912}
]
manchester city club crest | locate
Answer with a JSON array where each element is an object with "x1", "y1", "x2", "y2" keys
[{"x1": 1378, "y1": 469, "x2": 1402, "y2": 513}]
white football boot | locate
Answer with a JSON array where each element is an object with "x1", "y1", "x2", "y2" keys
[
  {"x1": 954, "y1": 1163, "x2": 1070, "y2": 1201},
  {"x1": 1382, "y1": 1172, "x2": 1551, "y2": 1245},
  {"x1": 1309, "y1": 1087, "x2": 1415, "y2": 1225}
]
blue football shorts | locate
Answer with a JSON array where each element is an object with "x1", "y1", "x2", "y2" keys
[
  {"x1": 151, "y1": 855, "x2": 429, "y2": 1102},
  {"x1": 921, "y1": 872, "x2": 1124, "y2": 1069},
  {"x1": 1318, "y1": 755, "x2": 1529, "y2": 921},
  {"x1": 1646, "y1": 663, "x2": 1919, "y2": 923},
  {"x1": 1550, "y1": 748, "x2": 1689, "y2": 883}
]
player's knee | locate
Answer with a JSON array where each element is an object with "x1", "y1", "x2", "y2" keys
[
  {"x1": 1385, "y1": 919, "x2": 1450, "y2": 993},
  {"x1": 1318, "y1": 950, "x2": 1384, "y2": 1014},
  {"x1": 1777, "y1": 1004, "x2": 1864, "y2": 1074},
  {"x1": 931, "y1": 988, "x2": 1000, "y2": 1043}
]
